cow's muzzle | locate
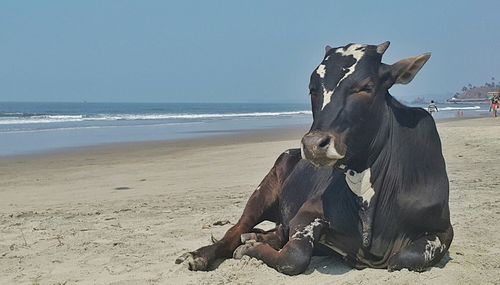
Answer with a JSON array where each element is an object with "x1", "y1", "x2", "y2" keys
[{"x1": 301, "y1": 132, "x2": 345, "y2": 166}]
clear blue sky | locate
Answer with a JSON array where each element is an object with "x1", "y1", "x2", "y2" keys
[{"x1": 1, "y1": 1, "x2": 499, "y2": 103}]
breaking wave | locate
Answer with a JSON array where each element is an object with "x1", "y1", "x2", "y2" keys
[
  {"x1": 439, "y1": 106, "x2": 481, "y2": 111},
  {"x1": 0, "y1": 111, "x2": 312, "y2": 125}
]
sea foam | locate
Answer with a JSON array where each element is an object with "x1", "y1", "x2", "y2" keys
[{"x1": 0, "y1": 111, "x2": 312, "y2": 125}]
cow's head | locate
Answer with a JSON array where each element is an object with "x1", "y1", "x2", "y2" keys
[{"x1": 301, "y1": 42, "x2": 431, "y2": 168}]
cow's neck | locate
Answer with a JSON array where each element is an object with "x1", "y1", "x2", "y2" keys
[
  {"x1": 344, "y1": 94, "x2": 391, "y2": 172},
  {"x1": 369, "y1": 93, "x2": 440, "y2": 189},
  {"x1": 343, "y1": 92, "x2": 440, "y2": 185}
]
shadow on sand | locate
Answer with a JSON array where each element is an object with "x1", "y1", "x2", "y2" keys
[
  {"x1": 303, "y1": 255, "x2": 353, "y2": 276},
  {"x1": 303, "y1": 251, "x2": 452, "y2": 276}
]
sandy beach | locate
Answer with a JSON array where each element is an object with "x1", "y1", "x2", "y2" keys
[{"x1": 1, "y1": 118, "x2": 499, "y2": 284}]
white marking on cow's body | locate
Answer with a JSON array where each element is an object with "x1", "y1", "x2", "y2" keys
[
  {"x1": 345, "y1": 168, "x2": 375, "y2": 206},
  {"x1": 326, "y1": 139, "x2": 344, "y2": 160},
  {"x1": 291, "y1": 218, "x2": 322, "y2": 246},
  {"x1": 423, "y1": 237, "x2": 446, "y2": 262},
  {"x1": 284, "y1": 150, "x2": 290, "y2": 154},
  {"x1": 316, "y1": 64, "x2": 326, "y2": 78},
  {"x1": 321, "y1": 44, "x2": 366, "y2": 110}
]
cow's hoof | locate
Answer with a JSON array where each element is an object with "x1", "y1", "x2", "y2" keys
[
  {"x1": 175, "y1": 252, "x2": 193, "y2": 264},
  {"x1": 175, "y1": 252, "x2": 208, "y2": 271},
  {"x1": 233, "y1": 241, "x2": 262, "y2": 259},
  {"x1": 240, "y1": 233, "x2": 257, "y2": 243}
]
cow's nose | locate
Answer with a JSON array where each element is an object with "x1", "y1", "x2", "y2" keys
[{"x1": 302, "y1": 133, "x2": 332, "y2": 156}]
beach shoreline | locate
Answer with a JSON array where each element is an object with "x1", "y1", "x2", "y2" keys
[
  {"x1": 0, "y1": 123, "x2": 310, "y2": 161},
  {"x1": 0, "y1": 115, "x2": 486, "y2": 160},
  {"x1": 0, "y1": 101, "x2": 491, "y2": 157},
  {"x1": 1, "y1": 117, "x2": 499, "y2": 284}
]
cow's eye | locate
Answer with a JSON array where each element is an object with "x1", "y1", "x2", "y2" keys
[
  {"x1": 359, "y1": 86, "x2": 373, "y2": 93},
  {"x1": 351, "y1": 85, "x2": 373, "y2": 94}
]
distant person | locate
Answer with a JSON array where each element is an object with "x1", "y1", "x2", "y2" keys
[
  {"x1": 490, "y1": 95, "x2": 499, "y2": 117},
  {"x1": 427, "y1": 100, "x2": 438, "y2": 116}
]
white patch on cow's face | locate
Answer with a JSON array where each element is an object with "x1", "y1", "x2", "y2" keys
[
  {"x1": 345, "y1": 168, "x2": 375, "y2": 206},
  {"x1": 322, "y1": 88, "x2": 333, "y2": 107},
  {"x1": 326, "y1": 138, "x2": 344, "y2": 160},
  {"x1": 336, "y1": 44, "x2": 366, "y2": 60},
  {"x1": 321, "y1": 88, "x2": 333, "y2": 110},
  {"x1": 321, "y1": 44, "x2": 366, "y2": 110},
  {"x1": 316, "y1": 64, "x2": 326, "y2": 78},
  {"x1": 423, "y1": 236, "x2": 446, "y2": 262},
  {"x1": 291, "y1": 218, "x2": 322, "y2": 246}
]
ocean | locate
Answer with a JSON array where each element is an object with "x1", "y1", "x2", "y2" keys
[{"x1": 0, "y1": 102, "x2": 490, "y2": 156}]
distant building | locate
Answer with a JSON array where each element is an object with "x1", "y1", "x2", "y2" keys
[
  {"x1": 448, "y1": 86, "x2": 498, "y2": 103},
  {"x1": 487, "y1": 91, "x2": 500, "y2": 98}
]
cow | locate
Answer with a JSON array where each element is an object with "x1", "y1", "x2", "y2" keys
[{"x1": 175, "y1": 42, "x2": 453, "y2": 275}]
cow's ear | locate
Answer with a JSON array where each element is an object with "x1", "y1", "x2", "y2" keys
[{"x1": 384, "y1": 53, "x2": 431, "y2": 85}]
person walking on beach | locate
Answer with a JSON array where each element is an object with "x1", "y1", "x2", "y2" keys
[
  {"x1": 427, "y1": 100, "x2": 438, "y2": 116},
  {"x1": 490, "y1": 95, "x2": 499, "y2": 117}
]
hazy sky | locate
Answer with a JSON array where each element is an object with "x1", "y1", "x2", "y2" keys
[{"x1": 1, "y1": 1, "x2": 499, "y2": 103}]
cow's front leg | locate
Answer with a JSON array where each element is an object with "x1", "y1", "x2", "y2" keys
[
  {"x1": 175, "y1": 149, "x2": 302, "y2": 271},
  {"x1": 234, "y1": 199, "x2": 326, "y2": 275},
  {"x1": 240, "y1": 224, "x2": 286, "y2": 250},
  {"x1": 359, "y1": 201, "x2": 375, "y2": 248}
]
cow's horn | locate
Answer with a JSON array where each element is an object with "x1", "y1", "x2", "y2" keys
[
  {"x1": 325, "y1": 45, "x2": 333, "y2": 54},
  {"x1": 377, "y1": 41, "x2": 390, "y2": 54}
]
